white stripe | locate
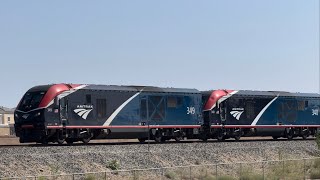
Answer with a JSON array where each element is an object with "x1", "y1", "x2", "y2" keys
[
  {"x1": 56, "y1": 85, "x2": 88, "y2": 100},
  {"x1": 78, "y1": 110, "x2": 88, "y2": 117},
  {"x1": 74, "y1": 109, "x2": 86, "y2": 113},
  {"x1": 15, "y1": 108, "x2": 44, "y2": 113},
  {"x1": 46, "y1": 85, "x2": 88, "y2": 108},
  {"x1": 209, "y1": 91, "x2": 239, "y2": 110},
  {"x1": 74, "y1": 85, "x2": 88, "y2": 90},
  {"x1": 82, "y1": 109, "x2": 93, "y2": 119},
  {"x1": 232, "y1": 112, "x2": 240, "y2": 117},
  {"x1": 230, "y1": 111, "x2": 238, "y2": 115},
  {"x1": 236, "y1": 111, "x2": 244, "y2": 120},
  {"x1": 103, "y1": 91, "x2": 142, "y2": 126},
  {"x1": 251, "y1": 95, "x2": 279, "y2": 125}
]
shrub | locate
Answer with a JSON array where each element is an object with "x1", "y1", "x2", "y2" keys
[
  {"x1": 310, "y1": 169, "x2": 320, "y2": 179},
  {"x1": 38, "y1": 177, "x2": 47, "y2": 180},
  {"x1": 316, "y1": 132, "x2": 320, "y2": 149},
  {"x1": 164, "y1": 171, "x2": 177, "y2": 179},
  {"x1": 84, "y1": 175, "x2": 95, "y2": 180},
  {"x1": 107, "y1": 160, "x2": 120, "y2": 171},
  {"x1": 313, "y1": 159, "x2": 320, "y2": 169},
  {"x1": 217, "y1": 175, "x2": 235, "y2": 180},
  {"x1": 202, "y1": 174, "x2": 236, "y2": 180},
  {"x1": 203, "y1": 174, "x2": 215, "y2": 180},
  {"x1": 240, "y1": 174, "x2": 264, "y2": 180}
]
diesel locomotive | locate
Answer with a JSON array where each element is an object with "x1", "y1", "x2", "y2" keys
[
  {"x1": 14, "y1": 84, "x2": 320, "y2": 144},
  {"x1": 14, "y1": 84, "x2": 202, "y2": 144},
  {"x1": 202, "y1": 90, "x2": 320, "y2": 141}
]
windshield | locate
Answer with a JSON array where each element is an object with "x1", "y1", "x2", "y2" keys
[{"x1": 18, "y1": 91, "x2": 46, "y2": 111}]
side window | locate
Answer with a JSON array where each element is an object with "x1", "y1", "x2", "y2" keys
[
  {"x1": 96, "y1": 99, "x2": 106, "y2": 118},
  {"x1": 246, "y1": 101, "x2": 255, "y2": 119},
  {"x1": 297, "y1": 100, "x2": 305, "y2": 111},
  {"x1": 167, "y1": 97, "x2": 177, "y2": 108},
  {"x1": 86, "y1": 94, "x2": 91, "y2": 104},
  {"x1": 220, "y1": 101, "x2": 226, "y2": 121},
  {"x1": 140, "y1": 98, "x2": 147, "y2": 120}
]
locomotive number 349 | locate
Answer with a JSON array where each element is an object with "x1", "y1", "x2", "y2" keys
[{"x1": 187, "y1": 107, "x2": 196, "y2": 115}]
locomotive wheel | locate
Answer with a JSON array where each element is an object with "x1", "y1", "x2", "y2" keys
[
  {"x1": 233, "y1": 130, "x2": 241, "y2": 141},
  {"x1": 57, "y1": 138, "x2": 65, "y2": 145},
  {"x1": 154, "y1": 136, "x2": 162, "y2": 143},
  {"x1": 81, "y1": 131, "x2": 93, "y2": 144},
  {"x1": 301, "y1": 129, "x2": 310, "y2": 140},
  {"x1": 302, "y1": 134, "x2": 308, "y2": 140},
  {"x1": 272, "y1": 136, "x2": 279, "y2": 140},
  {"x1": 234, "y1": 135, "x2": 241, "y2": 141},
  {"x1": 286, "y1": 129, "x2": 294, "y2": 140},
  {"x1": 154, "y1": 134, "x2": 163, "y2": 143},
  {"x1": 57, "y1": 131, "x2": 65, "y2": 145},
  {"x1": 175, "y1": 136, "x2": 183, "y2": 142},
  {"x1": 154, "y1": 131, "x2": 163, "y2": 143},
  {"x1": 217, "y1": 131, "x2": 224, "y2": 141},
  {"x1": 174, "y1": 133, "x2": 183, "y2": 142},
  {"x1": 82, "y1": 137, "x2": 91, "y2": 144}
]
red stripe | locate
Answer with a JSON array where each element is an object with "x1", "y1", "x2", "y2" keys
[
  {"x1": 21, "y1": 125, "x2": 34, "y2": 128},
  {"x1": 47, "y1": 125, "x2": 201, "y2": 129},
  {"x1": 211, "y1": 125, "x2": 320, "y2": 128}
]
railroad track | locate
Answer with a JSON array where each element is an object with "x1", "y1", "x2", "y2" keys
[{"x1": 0, "y1": 137, "x2": 315, "y2": 148}]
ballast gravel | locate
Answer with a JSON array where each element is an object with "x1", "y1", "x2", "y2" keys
[{"x1": 0, "y1": 139, "x2": 318, "y2": 178}]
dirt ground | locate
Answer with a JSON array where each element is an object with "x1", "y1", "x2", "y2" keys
[
  {"x1": 0, "y1": 136, "x2": 141, "y2": 146},
  {"x1": 0, "y1": 136, "x2": 21, "y2": 145}
]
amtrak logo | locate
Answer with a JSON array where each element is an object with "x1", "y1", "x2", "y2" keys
[
  {"x1": 74, "y1": 105, "x2": 93, "y2": 120},
  {"x1": 230, "y1": 108, "x2": 244, "y2": 120}
]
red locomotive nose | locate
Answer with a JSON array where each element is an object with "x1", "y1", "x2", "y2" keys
[
  {"x1": 203, "y1": 90, "x2": 235, "y2": 111},
  {"x1": 38, "y1": 84, "x2": 82, "y2": 108}
]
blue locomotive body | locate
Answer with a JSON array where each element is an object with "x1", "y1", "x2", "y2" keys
[
  {"x1": 14, "y1": 84, "x2": 320, "y2": 144},
  {"x1": 14, "y1": 84, "x2": 202, "y2": 144},
  {"x1": 203, "y1": 90, "x2": 320, "y2": 140}
]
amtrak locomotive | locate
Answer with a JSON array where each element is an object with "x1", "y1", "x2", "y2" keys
[
  {"x1": 14, "y1": 84, "x2": 202, "y2": 144},
  {"x1": 202, "y1": 90, "x2": 320, "y2": 141},
  {"x1": 14, "y1": 84, "x2": 320, "y2": 144}
]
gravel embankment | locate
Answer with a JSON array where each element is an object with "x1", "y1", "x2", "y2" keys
[{"x1": 0, "y1": 140, "x2": 318, "y2": 178}]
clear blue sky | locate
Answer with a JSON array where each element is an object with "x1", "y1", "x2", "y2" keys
[{"x1": 0, "y1": 0, "x2": 319, "y2": 108}]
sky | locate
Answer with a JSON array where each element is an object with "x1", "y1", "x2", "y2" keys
[{"x1": 0, "y1": 0, "x2": 319, "y2": 108}]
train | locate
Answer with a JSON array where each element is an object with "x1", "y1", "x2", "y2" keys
[{"x1": 14, "y1": 84, "x2": 320, "y2": 144}]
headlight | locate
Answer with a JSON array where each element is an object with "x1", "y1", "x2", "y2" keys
[
  {"x1": 35, "y1": 112, "x2": 41, "y2": 117},
  {"x1": 15, "y1": 113, "x2": 19, "y2": 118}
]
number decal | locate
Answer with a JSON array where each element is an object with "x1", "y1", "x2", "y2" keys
[{"x1": 187, "y1": 107, "x2": 196, "y2": 115}]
